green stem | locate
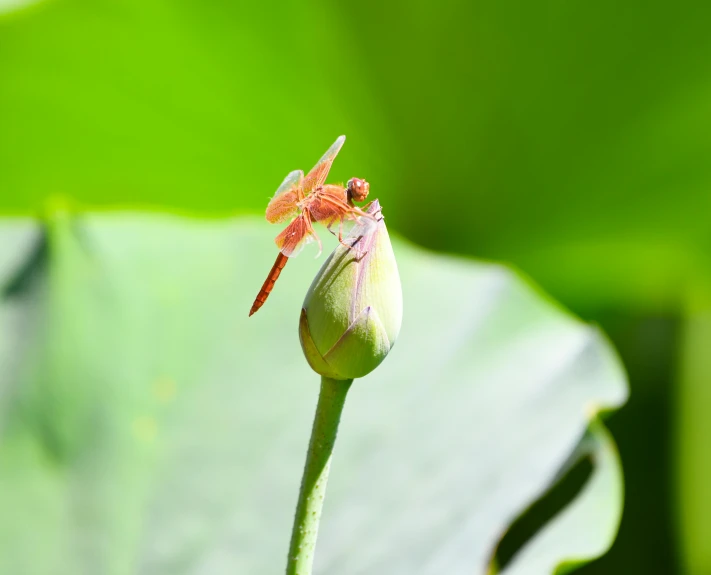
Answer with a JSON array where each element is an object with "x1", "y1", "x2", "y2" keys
[{"x1": 286, "y1": 376, "x2": 353, "y2": 575}]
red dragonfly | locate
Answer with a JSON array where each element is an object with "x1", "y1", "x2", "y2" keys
[{"x1": 249, "y1": 135, "x2": 373, "y2": 316}]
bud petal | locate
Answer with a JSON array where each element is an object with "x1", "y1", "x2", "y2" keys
[{"x1": 299, "y1": 200, "x2": 402, "y2": 380}]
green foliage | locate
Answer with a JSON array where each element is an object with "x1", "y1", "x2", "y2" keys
[
  {"x1": 4, "y1": 0, "x2": 701, "y2": 570},
  {"x1": 0, "y1": 213, "x2": 626, "y2": 574},
  {"x1": 2, "y1": 0, "x2": 711, "y2": 314}
]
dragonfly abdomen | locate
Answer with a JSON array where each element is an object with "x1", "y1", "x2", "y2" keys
[{"x1": 249, "y1": 252, "x2": 290, "y2": 316}]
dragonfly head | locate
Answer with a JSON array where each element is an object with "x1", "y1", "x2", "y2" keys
[{"x1": 347, "y1": 177, "x2": 370, "y2": 203}]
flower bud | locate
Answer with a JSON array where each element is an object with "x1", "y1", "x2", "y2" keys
[{"x1": 299, "y1": 200, "x2": 402, "y2": 380}]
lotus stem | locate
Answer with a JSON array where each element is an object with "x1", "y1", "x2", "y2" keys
[{"x1": 285, "y1": 376, "x2": 352, "y2": 575}]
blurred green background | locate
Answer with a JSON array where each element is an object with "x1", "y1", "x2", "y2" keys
[{"x1": 2, "y1": 0, "x2": 710, "y2": 572}]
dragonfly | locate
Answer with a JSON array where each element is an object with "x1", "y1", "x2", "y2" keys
[{"x1": 249, "y1": 135, "x2": 374, "y2": 316}]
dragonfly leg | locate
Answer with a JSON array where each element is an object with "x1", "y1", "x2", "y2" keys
[
  {"x1": 326, "y1": 220, "x2": 338, "y2": 237},
  {"x1": 350, "y1": 235, "x2": 368, "y2": 261},
  {"x1": 342, "y1": 232, "x2": 367, "y2": 259},
  {"x1": 325, "y1": 219, "x2": 353, "y2": 249},
  {"x1": 312, "y1": 229, "x2": 323, "y2": 258},
  {"x1": 302, "y1": 209, "x2": 322, "y2": 258},
  {"x1": 324, "y1": 215, "x2": 367, "y2": 258}
]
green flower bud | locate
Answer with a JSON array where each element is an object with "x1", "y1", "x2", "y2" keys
[{"x1": 299, "y1": 200, "x2": 402, "y2": 380}]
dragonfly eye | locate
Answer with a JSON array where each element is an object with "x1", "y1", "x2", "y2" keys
[{"x1": 347, "y1": 177, "x2": 370, "y2": 203}]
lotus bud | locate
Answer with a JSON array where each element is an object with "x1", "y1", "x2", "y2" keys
[{"x1": 299, "y1": 200, "x2": 402, "y2": 380}]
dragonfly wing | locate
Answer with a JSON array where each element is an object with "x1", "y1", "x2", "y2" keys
[
  {"x1": 274, "y1": 212, "x2": 320, "y2": 258},
  {"x1": 266, "y1": 169, "x2": 304, "y2": 223},
  {"x1": 302, "y1": 135, "x2": 345, "y2": 193}
]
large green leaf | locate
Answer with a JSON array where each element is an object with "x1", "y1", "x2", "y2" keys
[
  {"x1": 0, "y1": 218, "x2": 38, "y2": 285},
  {"x1": 0, "y1": 213, "x2": 627, "y2": 574}
]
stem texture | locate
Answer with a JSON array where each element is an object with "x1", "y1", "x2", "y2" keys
[{"x1": 286, "y1": 376, "x2": 352, "y2": 575}]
